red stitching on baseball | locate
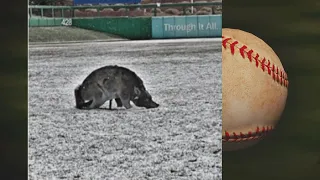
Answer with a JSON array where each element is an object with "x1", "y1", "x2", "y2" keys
[
  {"x1": 222, "y1": 126, "x2": 274, "y2": 142},
  {"x1": 222, "y1": 36, "x2": 289, "y2": 87}
]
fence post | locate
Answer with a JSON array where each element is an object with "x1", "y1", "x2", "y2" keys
[
  {"x1": 41, "y1": 8, "x2": 44, "y2": 17},
  {"x1": 52, "y1": 8, "x2": 54, "y2": 18},
  {"x1": 72, "y1": 7, "x2": 74, "y2": 18}
]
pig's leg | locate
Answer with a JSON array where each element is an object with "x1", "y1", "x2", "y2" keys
[
  {"x1": 109, "y1": 99, "x2": 112, "y2": 110},
  {"x1": 119, "y1": 90, "x2": 132, "y2": 109},
  {"x1": 88, "y1": 87, "x2": 108, "y2": 109},
  {"x1": 115, "y1": 98, "x2": 123, "y2": 107}
]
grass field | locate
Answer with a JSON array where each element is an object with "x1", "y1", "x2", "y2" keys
[
  {"x1": 28, "y1": 39, "x2": 222, "y2": 179},
  {"x1": 28, "y1": 27, "x2": 126, "y2": 43}
]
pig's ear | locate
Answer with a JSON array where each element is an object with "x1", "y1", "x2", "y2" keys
[{"x1": 134, "y1": 86, "x2": 141, "y2": 95}]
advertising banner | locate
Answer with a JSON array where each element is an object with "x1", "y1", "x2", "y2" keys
[{"x1": 152, "y1": 15, "x2": 222, "y2": 38}]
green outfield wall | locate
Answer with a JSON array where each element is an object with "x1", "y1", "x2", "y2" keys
[
  {"x1": 72, "y1": 17, "x2": 152, "y2": 40},
  {"x1": 29, "y1": 18, "x2": 68, "y2": 27}
]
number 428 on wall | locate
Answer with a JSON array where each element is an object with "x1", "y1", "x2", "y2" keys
[{"x1": 61, "y1": 19, "x2": 72, "y2": 26}]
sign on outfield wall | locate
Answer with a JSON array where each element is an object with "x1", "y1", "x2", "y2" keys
[
  {"x1": 61, "y1": 18, "x2": 72, "y2": 26},
  {"x1": 151, "y1": 15, "x2": 222, "y2": 38},
  {"x1": 73, "y1": 0, "x2": 141, "y2": 5}
]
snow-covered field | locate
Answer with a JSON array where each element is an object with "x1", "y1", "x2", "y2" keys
[{"x1": 28, "y1": 38, "x2": 222, "y2": 180}]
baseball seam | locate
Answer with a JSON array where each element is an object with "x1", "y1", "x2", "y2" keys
[
  {"x1": 222, "y1": 126, "x2": 273, "y2": 142},
  {"x1": 222, "y1": 35, "x2": 286, "y2": 142},
  {"x1": 222, "y1": 36, "x2": 289, "y2": 88}
]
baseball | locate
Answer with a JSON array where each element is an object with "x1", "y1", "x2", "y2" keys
[{"x1": 222, "y1": 28, "x2": 288, "y2": 151}]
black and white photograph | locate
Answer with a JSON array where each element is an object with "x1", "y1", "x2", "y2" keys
[
  {"x1": 28, "y1": 38, "x2": 222, "y2": 179},
  {"x1": 28, "y1": 0, "x2": 222, "y2": 179}
]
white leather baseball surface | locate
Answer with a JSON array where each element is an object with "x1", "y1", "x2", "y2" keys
[{"x1": 222, "y1": 28, "x2": 289, "y2": 151}]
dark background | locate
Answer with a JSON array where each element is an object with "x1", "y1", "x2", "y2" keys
[
  {"x1": 223, "y1": 0, "x2": 320, "y2": 179},
  {"x1": 0, "y1": 0, "x2": 27, "y2": 179}
]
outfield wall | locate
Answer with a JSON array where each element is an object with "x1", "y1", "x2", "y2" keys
[
  {"x1": 151, "y1": 15, "x2": 221, "y2": 38},
  {"x1": 28, "y1": 3, "x2": 221, "y2": 39},
  {"x1": 29, "y1": 18, "x2": 68, "y2": 27},
  {"x1": 72, "y1": 17, "x2": 152, "y2": 40},
  {"x1": 71, "y1": 15, "x2": 221, "y2": 39},
  {"x1": 29, "y1": 15, "x2": 221, "y2": 39}
]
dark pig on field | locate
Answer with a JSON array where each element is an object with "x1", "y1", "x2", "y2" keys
[{"x1": 74, "y1": 65, "x2": 159, "y2": 110}]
